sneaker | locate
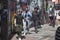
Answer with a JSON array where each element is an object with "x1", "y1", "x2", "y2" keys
[
  {"x1": 52, "y1": 25, "x2": 55, "y2": 27},
  {"x1": 16, "y1": 36, "x2": 18, "y2": 39},
  {"x1": 27, "y1": 32, "x2": 31, "y2": 34},
  {"x1": 35, "y1": 30, "x2": 38, "y2": 33},
  {"x1": 18, "y1": 38, "x2": 21, "y2": 40},
  {"x1": 23, "y1": 33, "x2": 26, "y2": 36}
]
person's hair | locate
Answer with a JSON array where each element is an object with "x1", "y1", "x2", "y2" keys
[
  {"x1": 50, "y1": 5, "x2": 52, "y2": 8},
  {"x1": 34, "y1": 7, "x2": 38, "y2": 10}
]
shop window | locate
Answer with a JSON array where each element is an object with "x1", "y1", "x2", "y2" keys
[{"x1": 55, "y1": 4, "x2": 60, "y2": 10}]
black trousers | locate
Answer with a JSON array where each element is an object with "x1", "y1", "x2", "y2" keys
[{"x1": 33, "y1": 20, "x2": 38, "y2": 32}]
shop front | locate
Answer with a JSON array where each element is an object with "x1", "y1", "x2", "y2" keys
[{"x1": 0, "y1": 0, "x2": 15, "y2": 40}]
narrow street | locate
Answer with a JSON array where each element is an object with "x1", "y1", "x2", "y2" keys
[
  {"x1": 11, "y1": 24, "x2": 58, "y2": 40},
  {"x1": 0, "y1": 0, "x2": 60, "y2": 40}
]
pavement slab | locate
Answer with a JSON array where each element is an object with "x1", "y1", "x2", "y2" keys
[{"x1": 10, "y1": 24, "x2": 58, "y2": 40}]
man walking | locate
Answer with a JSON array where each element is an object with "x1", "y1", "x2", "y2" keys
[
  {"x1": 48, "y1": 5, "x2": 55, "y2": 27},
  {"x1": 22, "y1": 7, "x2": 32, "y2": 35},
  {"x1": 14, "y1": 9, "x2": 23, "y2": 40},
  {"x1": 32, "y1": 7, "x2": 39, "y2": 33}
]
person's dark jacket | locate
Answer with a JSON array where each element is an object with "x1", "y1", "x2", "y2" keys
[
  {"x1": 32, "y1": 12, "x2": 39, "y2": 20},
  {"x1": 15, "y1": 14, "x2": 23, "y2": 25}
]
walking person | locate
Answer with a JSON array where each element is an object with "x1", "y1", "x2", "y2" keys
[
  {"x1": 22, "y1": 7, "x2": 32, "y2": 35},
  {"x1": 14, "y1": 9, "x2": 23, "y2": 40},
  {"x1": 48, "y1": 5, "x2": 55, "y2": 27},
  {"x1": 32, "y1": 7, "x2": 39, "y2": 33}
]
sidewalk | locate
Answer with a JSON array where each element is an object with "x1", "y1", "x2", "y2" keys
[
  {"x1": 22, "y1": 36, "x2": 37, "y2": 40},
  {"x1": 10, "y1": 24, "x2": 58, "y2": 40},
  {"x1": 11, "y1": 34, "x2": 18, "y2": 40}
]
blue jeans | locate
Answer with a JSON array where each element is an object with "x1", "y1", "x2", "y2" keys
[
  {"x1": 26, "y1": 20, "x2": 31, "y2": 32},
  {"x1": 23, "y1": 21, "x2": 26, "y2": 33},
  {"x1": 23, "y1": 19, "x2": 31, "y2": 33}
]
